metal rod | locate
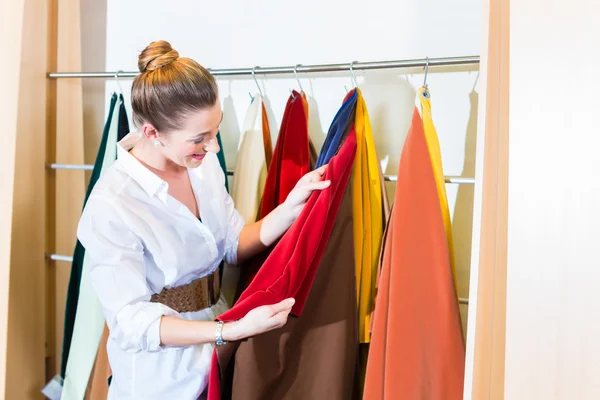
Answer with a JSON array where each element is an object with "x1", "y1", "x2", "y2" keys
[
  {"x1": 48, "y1": 56, "x2": 479, "y2": 79},
  {"x1": 51, "y1": 164, "x2": 475, "y2": 185},
  {"x1": 46, "y1": 252, "x2": 472, "y2": 305},
  {"x1": 47, "y1": 251, "x2": 472, "y2": 304},
  {"x1": 384, "y1": 175, "x2": 475, "y2": 184},
  {"x1": 49, "y1": 163, "x2": 94, "y2": 171},
  {"x1": 49, "y1": 254, "x2": 74, "y2": 263}
]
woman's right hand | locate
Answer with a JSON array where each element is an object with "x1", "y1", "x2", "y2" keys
[{"x1": 222, "y1": 298, "x2": 295, "y2": 341}]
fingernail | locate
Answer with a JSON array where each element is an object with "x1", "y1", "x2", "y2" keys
[{"x1": 288, "y1": 299, "x2": 295, "y2": 306}]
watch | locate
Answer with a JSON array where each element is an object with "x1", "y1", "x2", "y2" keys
[{"x1": 215, "y1": 321, "x2": 227, "y2": 346}]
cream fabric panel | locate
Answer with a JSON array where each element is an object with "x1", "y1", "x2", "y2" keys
[{"x1": 223, "y1": 95, "x2": 269, "y2": 305}]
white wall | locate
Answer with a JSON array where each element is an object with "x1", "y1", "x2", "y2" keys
[
  {"x1": 103, "y1": 0, "x2": 481, "y2": 331},
  {"x1": 506, "y1": 1, "x2": 600, "y2": 399}
]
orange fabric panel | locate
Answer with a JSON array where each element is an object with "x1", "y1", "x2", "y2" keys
[
  {"x1": 261, "y1": 103, "x2": 273, "y2": 168},
  {"x1": 363, "y1": 107, "x2": 464, "y2": 399}
]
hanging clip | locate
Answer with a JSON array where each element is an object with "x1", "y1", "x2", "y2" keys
[
  {"x1": 251, "y1": 66, "x2": 263, "y2": 99},
  {"x1": 423, "y1": 57, "x2": 429, "y2": 88},
  {"x1": 350, "y1": 61, "x2": 359, "y2": 88},
  {"x1": 114, "y1": 70, "x2": 124, "y2": 95},
  {"x1": 294, "y1": 64, "x2": 304, "y2": 93}
]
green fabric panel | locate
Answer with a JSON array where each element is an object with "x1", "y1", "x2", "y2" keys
[
  {"x1": 61, "y1": 95, "x2": 125, "y2": 399},
  {"x1": 216, "y1": 131, "x2": 228, "y2": 192},
  {"x1": 60, "y1": 94, "x2": 118, "y2": 378}
]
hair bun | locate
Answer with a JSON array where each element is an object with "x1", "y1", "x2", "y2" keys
[{"x1": 138, "y1": 40, "x2": 180, "y2": 72}]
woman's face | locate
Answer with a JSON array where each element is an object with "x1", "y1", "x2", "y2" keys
[{"x1": 159, "y1": 102, "x2": 223, "y2": 168}]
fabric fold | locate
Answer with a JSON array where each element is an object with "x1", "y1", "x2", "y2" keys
[
  {"x1": 417, "y1": 87, "x2": 458, "y2": 288},
  {"x1": 352, "y1": 89, "x2": 385, "y2": 344},
  {"x1": 363, "y1": 104, "x2": 464, "y2": 400}
]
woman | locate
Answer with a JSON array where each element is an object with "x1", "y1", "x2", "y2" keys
[{"x1": 77, "y1": 40, "x2": 330, "y2": 399}]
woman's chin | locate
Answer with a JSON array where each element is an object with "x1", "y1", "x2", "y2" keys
[{"x1": 184, "y1": 157, "x2": 204, "y2": 168}]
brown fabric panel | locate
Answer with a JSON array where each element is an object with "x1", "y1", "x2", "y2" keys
[
  {"x1": 229, "y1": 182, "x2": 358, "y2": 400},
  {"x1": 87, "y1": 323, "x2": 111, "y2": 400}
]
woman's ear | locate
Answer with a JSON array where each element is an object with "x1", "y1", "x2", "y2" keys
[{"x1": 141, "y1": 123, "x2": 159, "y2": 140}]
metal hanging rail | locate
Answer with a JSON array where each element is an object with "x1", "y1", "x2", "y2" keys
[
  {"x1": 47, "y1": 56, "x2": 479, "y2": 79},
  {"x1": 47, "y1": 55, "x2": 479, "y2": 308},
  {"x1": 44, "y1": 252, "x2": 470, "y2": 304},
  {"x1": 48, "y1": 164, "x2": 474, "y2": 184}
]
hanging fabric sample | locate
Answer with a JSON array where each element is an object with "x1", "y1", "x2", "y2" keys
[
  {"x1": 221, "y1": 96, "x2": 273, "y2": 305},
  {"x1": 352, "y1": 89, "x2": 385, "y2": 344},
  {"x1": 208, "y1": 126, "x2": 358, "y2": 400},
  {"x1": 316, "y1": 89, "x2": 358, "y2": 167},
  {"x1": 363, "y1": 90, "x2": 465, "y2": 400},
  {"x1": 418, "y1": 87, "x2": 458, "y2": 287},
  {"x1": 216, "y1": 132, "x2": 229, "y2": 191},
  {"x1": 230, "y1": 95, "x2": 272, "y2": 223},
  {"x1": 117, "y1": 97, "x2": 130, "y2": 141},
  {"x1": 60, "y1": 93, "x2": 123, "y2": 400},
  {"x1": 235, "y1": 90, "x2": 311, "y2": 291}
]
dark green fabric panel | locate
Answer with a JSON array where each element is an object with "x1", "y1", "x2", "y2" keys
[
  {"x1": 117, "y1": 94, "x2": 130, "y2": 141},
  {"x1": 216, "y1": 131, "x2": 228, "y2": 192},
  {"x1": 60, "y1": 94, "x2": 118, "y2": 378},
  {"x1": 215, "y1": 131, "x2": 228, "y2": 282}
]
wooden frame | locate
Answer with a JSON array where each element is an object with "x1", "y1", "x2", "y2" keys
[{"x1": 463, "y1": 0, "x2": 509, "y2": 398}]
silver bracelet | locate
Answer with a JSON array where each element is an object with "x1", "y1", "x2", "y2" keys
[{"x1": 215, "y1": 321, "x2": 227, "y2": 346}]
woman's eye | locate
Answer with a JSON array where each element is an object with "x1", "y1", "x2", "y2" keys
[{"x1": 193, "y1": 137, "x2": 205, "y2": 144}]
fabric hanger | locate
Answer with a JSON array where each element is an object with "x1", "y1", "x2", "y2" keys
[
  {"x1": 114, "y1": 70, "x2": 124, "y2": 96},
  {"x1": 290, "y1": 64, "x2": 304, "y2": 100},
  {"x1": 250, "y1": 66, "x2": 263, "y2": 101},
  {"x1": 422, "y1": 57, "x2": 431, "y2": 98},
  {"x1": 345, "y1": 61, "x2": 359, "y2": 93}
]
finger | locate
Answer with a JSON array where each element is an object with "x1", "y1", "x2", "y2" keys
[
  {"x1": 314, "y1": 164, "x2": 328, "y2": 175},
  {"x1": 271, "y1": 309, "x2": 292, "y2": 327},
  {"x1": 305, "y1": 180, "x2": 331, "y2": 191},
  {"x1": 268, "y1": 298, "x2": 295, "y2": 314},
  {"x1": 303, "y1": 165, "x2": 328, "y2": 183}
]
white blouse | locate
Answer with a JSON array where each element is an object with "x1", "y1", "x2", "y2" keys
[{"x1": 76, "y1": 133, "x2": 245, "y2": 399}]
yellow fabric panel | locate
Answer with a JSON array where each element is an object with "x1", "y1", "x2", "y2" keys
[
  {"x1": 354, "y1": 89, "x2": 384, "y2": 343},
  {"x1": 418, "y1": 86, "x2": 457, "y2": 285}
]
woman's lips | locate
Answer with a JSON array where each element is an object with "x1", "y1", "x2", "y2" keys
[{"x1": 191, "y1": 153, "x2": 206, "y2": 161}]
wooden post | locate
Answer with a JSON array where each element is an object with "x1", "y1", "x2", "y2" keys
[
  {"x1": 1, "y1": 0, "x2": 53, "y2": 397},
  {"x1": 463, "y1": 0, "x2": 510, "y2": 398}
]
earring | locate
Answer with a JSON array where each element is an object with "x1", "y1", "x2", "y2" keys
[{"x1": 153, "y1": 139, "x2": 161, "y2": 147}]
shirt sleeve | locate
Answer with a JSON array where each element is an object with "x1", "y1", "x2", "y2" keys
[{"x1": 77, "y1": 198, "x2": 180, "y2": 353}]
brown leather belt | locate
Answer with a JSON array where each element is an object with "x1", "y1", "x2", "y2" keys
[{"x1": 150, "y1": 269, "x2": 220, "y2": 313}]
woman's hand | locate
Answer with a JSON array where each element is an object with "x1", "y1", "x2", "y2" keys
[
  {"x1": 280, "y1": 165, "x2": 330, "y2": 221},
  {"x1": 236, "y1": 166, "x2": 330, "y2": 264},
  {"x1": 222, "y1": 298, "x2": 295, "y2": 341}
]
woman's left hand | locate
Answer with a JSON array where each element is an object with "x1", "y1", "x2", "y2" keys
[
  {"x1": 281, "y1": 165, "x2": 330, "y2": 221},
  {"x1": 244, "y1": 165, "x2": 331, "y2": 259}
]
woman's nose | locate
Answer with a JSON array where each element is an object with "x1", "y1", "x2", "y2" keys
[{"x1": 204, "y1": 138, "x2": 220, "y2": 154}]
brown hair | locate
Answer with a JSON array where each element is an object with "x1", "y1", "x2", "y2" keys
[{"x1": 131, "y1": 40, "x2": 218, "y2": 132}]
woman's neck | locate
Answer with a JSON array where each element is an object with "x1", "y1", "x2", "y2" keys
[{"x1": 130, "y1": 141, "x2": 186, "y2": 179}]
